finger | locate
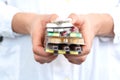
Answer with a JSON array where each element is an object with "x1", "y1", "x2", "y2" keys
[
  {"x1": 64, "y1": 54, "x2": 86, "y2": 60},
  {"x1": 34, "y1": 54, "x2": 46, "y2": 64},
  {"x1": 67, "y1": 55, "x2": 87, "y2": 64},
  {"x1": 32, "y1": 30, "x2": 47, "y2": 57},
  {"x1": 68, "y1": 13, "x2": 79, "y2": 24},
  {"x1": 31, "y1": 17, "x2": 48, "y2": 57},
  {"x1": 34, "y1": 54, "x2": 57, "y2": 64},
  {"x1": 49, "y1": 14, "x2": 58, "y2": 22},
  {"x1": 33, "y1": 45, "x2": 54, "y2": 57},
  {"x1": 64, "y1": 54, "x2": 81, "y2": 58},
  {"x1": 80, "y1": 28, "x2": 94, "y2": 56},
  {"x1": 68, "y1": 13, "x2": 84, "y2": 25},
  {"x1": 31, "y1": 23, "x2": 50, "y2": 54},
  {"x1": 69, "y1": 60, "x2": 82, "y2": 65},
  {"x1": 80, "y1": 45, "x2": 91, "y2": 56},
  {"x1": 68, "y1": 13, "x2": 85, "y2": 30},
  {"x1": 32, "y1": 21, "x2": 45, "y2": 45}
]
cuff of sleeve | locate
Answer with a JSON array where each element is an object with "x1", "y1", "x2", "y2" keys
[
  {"x1": 0, "y1": 3, "x2": 22, "y2": 38},
  {"x1": 109, "y1": 7, "x2": 120, "y2": 43}
]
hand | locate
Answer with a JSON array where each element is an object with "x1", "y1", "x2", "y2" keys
[
  {"x1": 12, "y1": 13, "x2": 58, "y2": 64},
  {"x1": 64, "y1": 13, "x2": 114, "y2": 64},
  {"x1": 31, "y1": 14, "x2": 59, "y2": 64}
]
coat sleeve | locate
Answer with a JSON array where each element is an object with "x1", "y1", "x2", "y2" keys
[
  {"x1": 96, "y1": 1, "x2": 120, "y2": 44},
  {"x1": 110, "y1": 2, "x2": 120, "y2": 44},
  {"x1": 0, "y1": 1, "x2": 21, "y2": 38}
]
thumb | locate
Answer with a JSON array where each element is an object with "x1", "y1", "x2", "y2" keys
[
  {"x1": 49, "y1": 14, "x2": 59, "y2": 22},
  {"x1": 68, "y1": 13, "x2": 84, "y2": 27},
  {"x1": 68, "y1": 13, "x2": 81, "y2": 24}
]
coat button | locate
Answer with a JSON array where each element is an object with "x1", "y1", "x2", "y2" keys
[{"x1": 0, "y1": 36, "x2": 3, "y2": 42}]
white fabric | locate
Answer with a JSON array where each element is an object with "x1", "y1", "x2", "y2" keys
[
  {"x1": 0, "y1": 1, "x2": 20, "y2": 38},
  {"x1": 0, "y1": 0, "x2": 120, "y2": 80},
  {"x1": 110, "y1": 6, "x2": 120, "y2": 43}
]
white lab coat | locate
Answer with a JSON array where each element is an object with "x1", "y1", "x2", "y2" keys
[{"x1": 0, "y1": 0, "x2": 120, "y2": 80}]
